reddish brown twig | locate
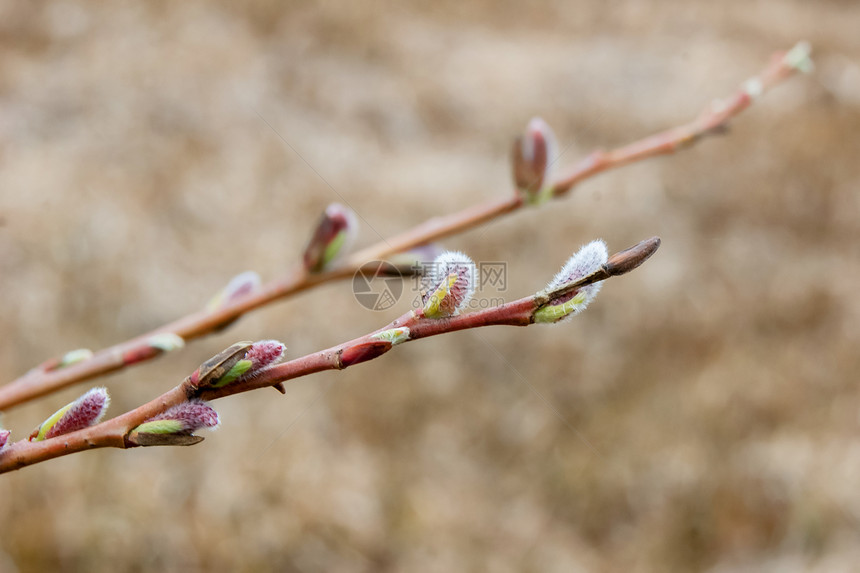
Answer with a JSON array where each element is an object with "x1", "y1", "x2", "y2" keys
[
  {"x1": 0, "y1": 44, "x2": 810, "y2": 411},
  {"x1": 0, "y1": 238, "x2": 660, "y2": 473}
]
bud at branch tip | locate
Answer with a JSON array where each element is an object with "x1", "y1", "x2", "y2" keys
[{"x1": 603, "y1": 236, "x2": 661, "y2": 277}]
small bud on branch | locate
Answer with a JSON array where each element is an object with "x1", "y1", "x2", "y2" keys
[
  {"x1": 188, "y1": 340, "x2": 286, "y2": 389},
  {"x1": 512, "y1": 117, "x2": 557, "y2": 204},
  {"x1": 303, "y1": 203, "x2": 358, "y2": 273},
  {"x1": 207, "y1": 271, "x2": 262, "y2": 312},
  {"x1": 188, "y1": 341, "x2": 253, "y2": 388},
  {"x1": 121, "y1": 333, "x2": 186, "y2": 366},
  {"x1": 372, "y1": 327, "x2": 411, "y2": 345},
  {"x1": 55, "y1": 349, "x2": 94, "y2": 370},
  {"x1": 339, "y1": 340, "x2": 393, "y2": 368},
  {"x1": 147, "y1": 333, "x2": 185, "y2": 352}
]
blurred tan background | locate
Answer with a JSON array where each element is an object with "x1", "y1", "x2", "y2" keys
[{"x1": 1, "y1": 1, "x2": 859, "y2": 571}]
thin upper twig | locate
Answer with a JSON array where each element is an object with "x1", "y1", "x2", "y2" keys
[{"x1": 0, "y1": 43, "x2": 811, "y2": 411}]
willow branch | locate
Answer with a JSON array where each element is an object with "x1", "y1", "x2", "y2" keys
[
  {"x1": 0, "y1": 44, "x2": 810, "y2": 410},
  {"x1": 0, "y1": 238, "x2": 660, "y2": 473}
]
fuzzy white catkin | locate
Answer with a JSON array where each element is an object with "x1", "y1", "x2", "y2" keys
[
  {"x1": 423, "y1": 250, "x2": 477, "y2": 316},
  {"x1": 543, "y1": 240, "x2": 608, "y2": 319}
]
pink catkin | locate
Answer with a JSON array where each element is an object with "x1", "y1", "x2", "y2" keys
[
  {"x1": 303, "y1": 203, "x2": 357, "y2": 271},
  {"x1": 448, "y1": 267, "x2": 473, "y2": 311},
  {"x1": 423, "y1": 251, "x2": 476, "y2": 317},
  {"x1": 0, "y1": 429, "x2": 9, "y2": 449},
  {"x1": 147, "y1": 400, "x2": 220, "y2": 433},
  {"x1": 245, "y1": 340, "x2": 286, "y2": 370},
  {"x1": 547, "y1": 241, "x2": 607, "y2": 306},
  {"x1": 45, "y1": 387, "x2": 110, "y2": 439},
  {"x1": 513, "y1": 117, "x2": 557, "y2": 196},
  {"x1": 216, "y1": 271, "x2": 261, "y2": 307}
]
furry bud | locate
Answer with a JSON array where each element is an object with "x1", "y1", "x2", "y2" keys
[
  {"x1": 130, "y1": 400, "x2": 220, "y2": 443},
  {"x1": 207, "y1": 271, "x2": 261, "y2": 312},
  {"x1": 421, "y1": 251, "x2": 477, "y2": 319},
  {"x1": 512, "y1": 117, "x2": 557, "y2": 204},
  {"x1": 303, "y1": 203, "x2": 358, "y2": 272},
  {"x1": 122, "y1": 333, "x2": 185, "y2": 366},
  {"x1": 189, "y1": 340, "x2": 286, "y2": 389},
  {"x1": 535, "y1": 240, "x2": 608, "y2": 323},
  {"x1": 245, "y1": 339, "x2": 286, "y2": 371},
  {"x1": 30, "y1": 387, "x2": 110, "y2": 441}
]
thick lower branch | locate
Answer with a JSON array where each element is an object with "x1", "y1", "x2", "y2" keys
[{"x1": 0, "y1": 236, "x2": 661, "y2": 473}]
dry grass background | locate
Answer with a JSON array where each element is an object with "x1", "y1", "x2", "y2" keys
[{"x1": 1, "y1": 1, "x2": 859, "y2": 571}]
